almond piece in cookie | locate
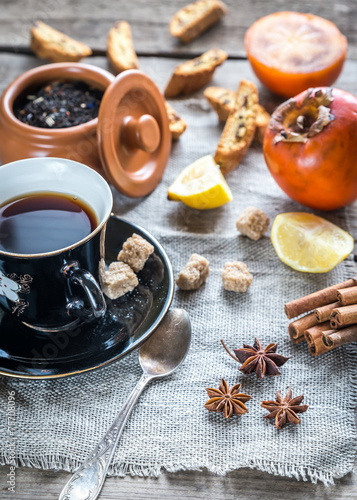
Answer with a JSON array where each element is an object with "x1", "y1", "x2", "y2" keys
[
  {"x1": 107, "y1": 21, "x2": 139, "y2": 74},
  {"x1": 170, "y1": 0, "x2": 227, "y2": 43},
  {"x1": 30, "y1": 21, "x2": 92, "y2": 62},
  {"x1": 214, "y1": 80, "x2": 258, "y2": 174},
  {"x1": 164, "y1": 49, "x2": 228, "y2": 98},
  {"x1": 176, "y1": 254, "x2": 209, "y2": 290},
  {"x1": 204, "y1": 86, "x2": 269, "y2": 144},
  {"x1": 165, "y1": 101, "x2": 187, "y2": 140}
]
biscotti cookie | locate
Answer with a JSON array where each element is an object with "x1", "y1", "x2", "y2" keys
[
  {"x1": 165, "y1": 101, "x2": 187, "y2": 140},
  {"x1": 107, "y1": 21, "x2": 139, "y2": 74},
  {"x1": 204, "y1": 86, "x2": 235, "y2": 121},
  {"x1": 254, "y1": 104, "x2": 270, "y2": 144},
  {"x1": 31, "y1": 21, "x2": 92, "y2": 62},
  {"x1": 164, "y1": 49, "x2": 228, "y2": 98},
  {"x1": 204, "y1": 86, "x2": 269, "y2": 143},
  {"x1": 214, "y1": 80, "x2": 258, "y2": 174},
  {"x1": 170, "y1": 0, "x2": 227, "y2": 43}
]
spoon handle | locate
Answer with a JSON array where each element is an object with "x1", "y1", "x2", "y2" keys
[{"x1": 58, "y1": 373, "x2": 152, "y2": 500}]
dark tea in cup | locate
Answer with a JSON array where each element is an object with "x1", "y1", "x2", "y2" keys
[
  {"x1": 0, "y1": 192, "x2": 98, "y2": 255},
  {"x1": 0, "y1": 157, "x2": 113, "y2": 331}
]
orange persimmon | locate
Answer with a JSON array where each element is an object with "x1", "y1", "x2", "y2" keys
[
  {"x1": 263, "y1": 87, "x2": 357, "y2": 211},
  {"x1": 244, "y1": 12, "x2": 347, "y2": 98}
]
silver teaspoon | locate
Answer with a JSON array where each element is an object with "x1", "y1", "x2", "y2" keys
[{"x1": 59, "y1": 308, "x2": 191, "y2": 500}]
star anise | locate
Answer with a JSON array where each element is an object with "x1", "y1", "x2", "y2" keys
[
  {"x1": 261, "y1": 388, "x2": 308, "y2": 429},
  {"x1": 204, "y1": 378, "x2": 251, "y2": 419},
  {"x1": 220, "y1": 338, "x2": 289, "y2": 379}
]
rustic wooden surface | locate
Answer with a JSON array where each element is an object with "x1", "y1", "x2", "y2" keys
[{"x1": 1, "y1": 1, "x2": 357, "y2": 498}]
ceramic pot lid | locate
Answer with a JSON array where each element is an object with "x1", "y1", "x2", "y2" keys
[{"x1": 97, "y1": 70, "x2": 171, "y2": 197}]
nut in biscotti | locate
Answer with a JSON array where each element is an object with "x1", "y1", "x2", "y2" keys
[
  {"x1": 31, "y1": 21, "x2": 92, "y2": 62},
  {"x1": 100, "y1": 261, "x2": 138, "y2": 300},
  {"x1": 222, "y1": 261, "x2": 253, "y2": 292},
  {"x1": 176, "y1": 253, "x2": 209, "y2": 290},
  {"x1": 165, "y1": 101, "x2": 187, "y2": 140},
  {"x1": 107, "y1": 21, "x2": 139, "y2": 74},
  {"x1": 118, "y1": 233, "x2": 154, "y2": 273},
  {"x1": 170, "y1": 0, "x2": 227, "y2": 43},
  {"x1": 236, "y1": 207, "x2": 270, "y2": 241},
  {"x1": 214, "y1": 80, "x2": 258, "y2": 175},
  {"x1": 205, "y1": 86, "x2": 269, "y2": 144},
  {"x1": 164, "y1": 49, "x2": 228, "y2": 98}
]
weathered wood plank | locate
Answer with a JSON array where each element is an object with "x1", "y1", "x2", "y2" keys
[
  {"x1": 0, "y1": 53, "x2": 356, "y2": 102},
  {"x1": 1, "y1": 0, "x2": 356, "y2": 58},
  {"x1": 1, "y1": 464, "x2": 357, "y2": 500}
]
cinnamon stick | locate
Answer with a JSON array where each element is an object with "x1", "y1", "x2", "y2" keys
[
  {"x1": 322, "y1": 325, "x2": 357, "y2": 348},
  {"x1": 284, "y1": 278, "x2": 356, "y2": 319},
  {"x1": 337, "y1": 286, "x2": 357, "y2": 306},
  {"x1": 314, "y1": 302, "x2": 339, "y2": 323},
  {"x1": 330, "y1": 304, "x2": 357, "y2": 328},
  {"x1": 288, "y1": 312, "x2": 317, "y2": 343},
  {"x1": 304, "y1": 322, "x2": 330, "y2": 344},
  {"x1": 308, "y1": 336, "x2": 335, "y2": 356}
]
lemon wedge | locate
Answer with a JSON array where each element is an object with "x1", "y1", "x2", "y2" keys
[
  {"x1": 168, "y1": 155, "x2": 233, "y2": 209},
  {"x1": 271, "y1": 212, "x2": 354, "y2": 273}
]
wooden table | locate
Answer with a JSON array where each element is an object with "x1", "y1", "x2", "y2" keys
[{"x1": 1, "y1": 1, "x2": 357, "y2": 498}]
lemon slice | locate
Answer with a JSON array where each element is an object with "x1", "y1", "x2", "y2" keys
[
  {"x1": 168, "y1": 155, "x2": 233, "y2": 209},
  {"x1": 271, "y1": 212, "x2": 354, "y2": 273}
]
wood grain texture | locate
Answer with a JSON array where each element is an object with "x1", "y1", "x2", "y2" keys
[
  {"x1": 1, "y1": 0, "x2": 356, "y2": 58},
  {"x1": 1, "y1": 464, "x2": 357, "y2": 500}
]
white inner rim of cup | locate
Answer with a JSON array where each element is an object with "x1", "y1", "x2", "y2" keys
[{"x1": 0, "y1": 157, "x2": 113, "y2": 258}]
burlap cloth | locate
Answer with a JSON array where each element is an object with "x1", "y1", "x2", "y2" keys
[{"x1": 0, "y1": 59, "x2": 357, "y2": 486}]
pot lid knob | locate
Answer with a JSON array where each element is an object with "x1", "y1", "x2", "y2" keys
[
  {"x1": 97, "y1": 70, "x2": 171, "y2": 198},
  {"x1": 122, "y1": 114, "x2": 160, "y2": 154}
]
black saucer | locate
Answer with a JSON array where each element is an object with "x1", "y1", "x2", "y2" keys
[{"x1": 0, "y1": 215, "x2": 173, "y2": 379}]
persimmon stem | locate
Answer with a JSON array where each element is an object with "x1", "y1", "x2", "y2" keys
[{"x1": 220, "y1": 339, "x2": 239, "y2": 362}]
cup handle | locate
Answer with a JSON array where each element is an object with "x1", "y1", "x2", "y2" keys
[{"x1": 63, "y1": 261, "x2": 107, "y2": 321}]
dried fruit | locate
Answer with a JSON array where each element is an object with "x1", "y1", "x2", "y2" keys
[
  {"x1": 261, "y1": 388, "x2": 308, "y2": 429},
  {"x1": 221, "y1": 338, "x2": 288, "y2": 379},
  {"x1": 204, "y1": 378, "x2": 251, "y2": 419}
]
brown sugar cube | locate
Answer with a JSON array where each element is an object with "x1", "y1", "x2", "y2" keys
[
  {"x1": 214, "y1": 80, "x2": 258, "y2": 175},
  {"x1": 100, "y1": 261, "x2": 138, "y2": 300},
  {"x1": 236, "y1": 207, "x2": 270, "y2": 241},
  {"x1": 107, "y1": 21, "x2": 139, "y2": 74},
  {"x1": 31, "y1": 21, "x2": 92, "y2": 62},
  {"x1": 118, "y1": 233, "x2": 154, "y2": 273},
  {"x1": 164, "y1": 49, "x2": 228, "y2": 98},
  {"x1": 170, "y1": 0, "x2": 227, "y2": 44},
  {"x1": 176, "y1": 253, "x2": 209, "y2": 290},
  {"x1": 165, "y1": 101, "x2": 187, "y2": 140},
  {"x1": 222, "y1": 261, "x2": 253, "y2": 292}
]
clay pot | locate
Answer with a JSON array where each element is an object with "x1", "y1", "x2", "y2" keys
[{"x1": 0, "y1": 63, "x2": 170, "y2": 197}]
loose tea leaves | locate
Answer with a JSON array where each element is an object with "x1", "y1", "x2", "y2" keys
[{"x1": 14, "y1": 80, "x2": 103, "y2": 128}]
